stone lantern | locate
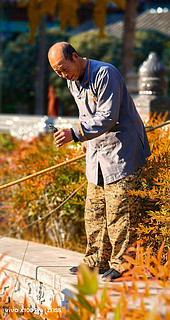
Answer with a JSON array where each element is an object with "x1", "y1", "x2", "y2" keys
[{"x1": 134, "y1": 52, "x2": 170, "y2": 121}]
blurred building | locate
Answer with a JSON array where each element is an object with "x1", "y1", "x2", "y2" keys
[
  {"x1": 0, "y1": 0, "x2": 59, "y2": 39},
  {"x1": 0, "y1": 0, "x2": 169, "y2": 117},
  {"x1": 1, "y1": 1, "x2": 170, "y2": 40},
  {"x1": 105, "y1": 9, "x2": 170, "y2": 39}
]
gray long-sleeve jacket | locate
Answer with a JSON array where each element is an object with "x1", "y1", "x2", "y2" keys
[{"x1": 68, "y1": 59, "x2": 151, "y2": 185}]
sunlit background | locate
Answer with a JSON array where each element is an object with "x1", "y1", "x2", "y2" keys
[{"x1": 0, "y1": 0, "x2": 169, "y2": 139}]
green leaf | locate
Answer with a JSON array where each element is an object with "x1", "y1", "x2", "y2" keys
[
  {"x1": 74, "y1": 263, "x2": 98, "y2": 295},
  {"x1": 114, "y1": 300, "x2": 121, "y2": 320},
  {"x1": 65, "y1": 295, "x2": 79, "y2": 309},
  {"x1": 99, "y1": 284, "x2": 107, "y2": 310},
  {"x1": 67, "y1": 306, "x2": 81, "y2": 320},
  {"x1": 77, "y1": 293, "x2": 95, "y2": 313}
]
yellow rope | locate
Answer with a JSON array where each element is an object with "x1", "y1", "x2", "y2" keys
[
  {"x1": 145, "y1": 119, "x2": 170, "y2": 131},
  {"x1": 0, "y1": 119, "x2": 169, "y2": 191},
  {"x1": 0, "y1": 153, "x2": 86, "y2": 191}
]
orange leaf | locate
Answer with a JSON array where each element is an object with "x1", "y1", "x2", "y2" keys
[
  {"x1": 94, "y1": 295, "x2": 99, "y2": 306},
  {"x1": 22, "y1": 295, "x2": 36, "y2": 320},
  {"x1": 156, "y1": 265, "x2": 169, "y2": 280},
  {"x1": 51, "y1": 295, "x2": 60, "y2": 309},
  {"x1": 151, "y1": 256, "x2": 159, "y2": 266},
  {"x1": 23, "y1": 294, "x2": 30, "y2": 309},
  {"x1": 123, "y1": 280, "x2": 128, "y2": 293},
  {"x1": 121, "y1": 266, "x2": 135, "y2": 277},
  {"x1": 122, "y1": 262, "x2": 131, "y2": 271},
  {"x1": 145, "y1": 247, "x2": 153, "y2": 268},
  {"x1": 144, "y1": 282, "x2": 150, "y2": 297},
  {"x1": 126, "y1": 246, "x2": 137, "y2": 254},
  {"x1": 120, "y1": 292, "x2": 127, "y2": 314},
  {"x1": 134, "y1": 267, "x2": 148, "y2": 281},
  {"x1": 8, "y1": 299, "x2": 18, "y2": 320},
  {"x1": 131, "y1": 279, "x2": 138, "y2": 295},
  {"x1": 140, "y1": 297, "x2": 146, "y2": 314},
  {"x1": 161, "y1": 292, "x2": 170, "y2": 305},
  {"x1": 116, "y1": 275, "x2": 133, "y2": 282},
  {"x1": 167, "y1": 248, "x2": 170, "y2": 270},
  {"x1": 122, "y1": 255, "x2": 137, "y2": 266},
  {"x1": 137, "y1": 245, "x2": 144, "y2": 267},
  {"x1": 157, "y1": 241, "x2": 165, "y2": 263},
  {"x1": 0, "y1": 309, "x2": 4, "y2": 320},
  {"x1": 147, "y1": 265, "x2": 158, "y2": 277}
]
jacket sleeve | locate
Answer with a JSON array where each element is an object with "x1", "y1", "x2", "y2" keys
[{"x1": 71, "y1": 67, "x2": 123, "y2": 142}]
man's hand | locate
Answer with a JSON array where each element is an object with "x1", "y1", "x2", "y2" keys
[
  {"x1": 54, "y1": 129, "x2": 73, "y2": 147},
  {"x1": 82, "y1": 141, "x2": 87, "y2": 153}
]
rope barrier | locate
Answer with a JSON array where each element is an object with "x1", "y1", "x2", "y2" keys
[
  {"x1": 0, "y1": 153, "x2": 86, "y2": 191},
  {"x1": 0, "y1": 119, "x2": 169, "y2": 241},
  {"x1": 145, "y1": 119, "x2": 170, "y2": 132},
  {"x1": 0, "y1": 119, "x2": 169, "y2": 191},
  {"x1": 0, "y1": 180, "x2": 87, "y2": 240},
  {"x1": 12, "y1": 241, "x2": 29, "y2": 299}
]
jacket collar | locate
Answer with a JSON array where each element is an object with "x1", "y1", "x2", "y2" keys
[{"x1": 82, "y1": 59, "x2": 90, "y2": 86}]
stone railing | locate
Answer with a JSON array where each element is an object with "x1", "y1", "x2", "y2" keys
[{"x1": 0, "y1": 237, "x2": 83, "y2": 308}]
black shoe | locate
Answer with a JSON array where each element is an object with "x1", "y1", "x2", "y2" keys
[
  {"x1": 69, "y1": 266, "x2": 109, "y2": 275},
  {"x1": 69, "y1": 266, "x2": 80, "y2": 275},
  {"x1": 101, "y1": 268, "x2": 122, "y2": 281}
]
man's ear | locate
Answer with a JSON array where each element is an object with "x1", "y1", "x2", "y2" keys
[{"x1": 72, "y1": 52, "x2": 79, "y2": 62}]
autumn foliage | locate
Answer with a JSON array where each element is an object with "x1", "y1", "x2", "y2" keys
[
  {"x1": 129, "y1": 114, "x2": 170, "y2": 257},
  {"x1": 17, "y1": 0, "x2": 126, "y2": 43},
  {"x1": 0, "y1": 114, "x2": 169, "y2": 256},
  {"x1": 0, "y1": 133, "x2": 86, "y2": 250},
  {"x1": 0, "y1": 114, "x2": 170, "y2": 319}
]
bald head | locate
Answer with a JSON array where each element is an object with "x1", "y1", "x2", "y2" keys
[
  {"x1": 48, "y1": 42, "x2": 86, "y2": 81},
  {"x1": 48, "y1": 42, "x2": 78, "y2": 64}
]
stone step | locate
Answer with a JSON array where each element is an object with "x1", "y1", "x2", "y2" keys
[
  {"x1": 0, "y1": 237, "x2": 83, "y2": 308},
  {"x1": 0, "y1": 237, "x2": 168, "y2": 318}
]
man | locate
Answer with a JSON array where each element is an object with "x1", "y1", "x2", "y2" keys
[{"x1": 48, "y1": 42, "x2": 151, "y2": 281}]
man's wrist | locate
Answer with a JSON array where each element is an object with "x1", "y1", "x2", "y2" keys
[{"x1": 71, "y1": 128, "x2": 79, "y2": 143}]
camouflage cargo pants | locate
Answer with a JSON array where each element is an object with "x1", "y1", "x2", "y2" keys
[{"x1": 83, "y1": 167, "x2": 142, "y2": 273}]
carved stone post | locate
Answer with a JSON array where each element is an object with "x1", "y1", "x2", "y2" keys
[{"x1": 134, "y1": 52, "x2": 170, "y2": 120}]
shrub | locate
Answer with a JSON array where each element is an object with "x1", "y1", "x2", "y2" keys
[
  {"x1": 65, "y1": 242, "x2": 170, "y2": 320},
  {"x1": 69, "y1": 30, "x2": 122, "y2": 67},
  {"x1": 0, "y1": 133, "x2": 86, "y2": 251},
  {"x1": 129, "y1": 114, "x2": 170, "y2": 259},
  {"x1": 0, "y1": 114, "x2": 169, "y2": 256}
]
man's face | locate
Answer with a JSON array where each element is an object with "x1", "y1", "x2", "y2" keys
[{"x1": 49, "y1": 54, "x2": 81, "y2": 81}]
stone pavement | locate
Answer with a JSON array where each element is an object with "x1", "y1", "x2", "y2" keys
[{"x1": 0, "y1": 237, "x2": 169, "y2": 316}]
